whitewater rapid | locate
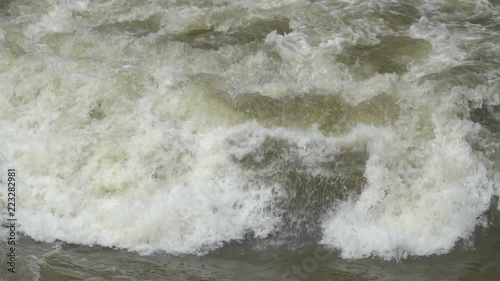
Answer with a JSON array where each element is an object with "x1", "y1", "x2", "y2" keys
[{"x1": 0, "y1": 0, "x2": 499, "y2": 260}]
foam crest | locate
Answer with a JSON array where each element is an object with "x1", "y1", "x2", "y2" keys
[
  {"x1": 321, "y1": 121, "x2": 494, "y2": 259},
  {"x1": 12, "y1": 123, "x2": 285, "y2": 254}
]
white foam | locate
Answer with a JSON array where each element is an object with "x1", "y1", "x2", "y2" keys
[
  {"x1": 11, "y1": 123, "x2": 286, "y2": 254},
  {"x1": 25, "y1": 6, "x2": 75, "y2": 37},
  {"x1": 321, "y1": 122, "x2": 494, "y2": 259}
]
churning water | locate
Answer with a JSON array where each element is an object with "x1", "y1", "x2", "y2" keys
[{"x1": 0, "y1": 0, "x2": 499, "y2": 280}]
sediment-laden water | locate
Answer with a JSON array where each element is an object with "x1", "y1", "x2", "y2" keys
[{"x1": 0, "y1": 0, "x2": 499, "y2": 280}]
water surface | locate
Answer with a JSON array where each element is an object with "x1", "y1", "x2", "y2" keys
[{"x1": 0, "y1": 0, "x2": 499, "y2": 280}]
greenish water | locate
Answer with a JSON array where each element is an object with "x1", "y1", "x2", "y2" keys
[
  {"x1": 1, "y1": 0, "x2": 500, "y2": 280},
  {"x1": 2, "y1": 221, "x2": 500, "y2": 281}
]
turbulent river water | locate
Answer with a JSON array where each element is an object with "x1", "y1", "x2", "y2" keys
[{"x1": 1, "y1": 0, "x2": 500, "y2": 280}]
